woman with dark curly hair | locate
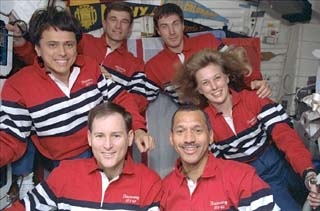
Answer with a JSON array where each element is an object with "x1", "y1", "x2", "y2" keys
[{"x1": 174, "y1": 48, "x2": 320, "y2": 211}]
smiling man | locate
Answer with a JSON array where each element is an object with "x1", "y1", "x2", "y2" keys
[
  {"x1": 160, "y1": 105, "x2": 279, "y2": 211},
  {"x1": 8, "y1": 2, "x2": 156, "y2": 152},
  {"x1": 4, "y1": 102, "x2": 162, "y2": 211},
  {"x1": 0, "y1": 6, "x2": 148, "y2": 173}
]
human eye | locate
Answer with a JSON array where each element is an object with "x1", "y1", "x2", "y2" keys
[
  {"x1": 121, "y1": 19, "x2": 130, "y2": 25},
  {"x1": 109, "y1": 17, "x2": 117, "y2": 23},
  {"x1": 95, "y1": 133, "x2": 104, "y2": 139},
  {"x1": 173, "y1": 21, "x2": 181, "y2": 27},
  {"x1": 65, "y1": 41, "x2": 76, "y2": 49},
  {"x1": 174, "y1": 128, "x2": 184, "y2": 134},
  {"x1": 111, "y1": 133, "x2": 122, "y2": 139},
  {"x1": 193, "y1": 127, "x2": 203, "y2": 134},
  {"x1": 159, "y1": 24, "x2": 168, "y2": 30},
  {"x1": 214, "y1": 75, "x2": 222, "y2": 80},
  {"x1": 47, "y1": 42, "x2": 57, "y2": 48},
  {"x1": 201, "y1": 80, "x2": 209, "y2": 86}
]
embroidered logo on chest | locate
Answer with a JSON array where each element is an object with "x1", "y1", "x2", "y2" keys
[
  {"x1": 210, "y1": 200, "x2": 228, "y2": 210},
  {"x1": 123, "y1": 194, "x2": 140, "y2": 204},
  {"x1": 115, "y1": 65, "x2": 127, "y2": 73},
  {"x1": 81, "y1": 79, "x2": 94, "y2": 86},
  {"x1": 247, "y1": 117, "x2": 258, "y2": 126}
]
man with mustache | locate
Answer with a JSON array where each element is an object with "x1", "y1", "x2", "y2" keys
[{"x1": 161, "y1": 105, "x2": 279, "y2": 211}]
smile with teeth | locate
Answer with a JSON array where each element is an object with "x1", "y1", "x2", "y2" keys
[
  {"x1": 101, "y1": 151, "x2": 115, "y2": 158},
  {"x1": 180, "y1": 144, "x2": 199, "y2": 153},
  {"x1": 55, "y1": 59, "x2": 68, "y2": 65},
  {"x1": 211, "y1": 90, "x2": 222, "y2": 97}
]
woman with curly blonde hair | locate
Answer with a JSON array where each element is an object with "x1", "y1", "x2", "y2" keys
[{"x1": 174, "y1": 48, "x2": 319, "y2": 211}]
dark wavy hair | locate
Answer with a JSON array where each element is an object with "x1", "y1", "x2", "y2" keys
[
  {"x1": 103, "y1": 2, "x2": 133, "y2": 25},
  {"x1": 174, "y1": 48, "x2": 249, "y2": 108},
  {"x1": 153, "y1": 3, "x2": 184, "y2": 30},
  {"x1": 28, "y1": 6, "x2": 82, "y2": 46}
]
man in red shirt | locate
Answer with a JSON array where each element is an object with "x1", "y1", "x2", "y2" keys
[
  {"x1": 1, "y1": 5, "x2": 154, "y2": 200},
  {"x1": 5, "y1": 102, "x2": 161, "y2": 211},
  {"x1": 145, "y1": 3, "x2": 271, "y2": 103},
  {"x1": 161, "y1": 105, "x2": 279, "y2": 210}
]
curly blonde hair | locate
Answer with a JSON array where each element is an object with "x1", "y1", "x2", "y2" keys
[{"x1": 174, "y1": 48, "x2": 249, "y2": 108}]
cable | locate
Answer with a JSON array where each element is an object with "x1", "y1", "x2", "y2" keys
[
  {"x1": 250, "y1": 0, "x2": 261, "y2": 37},
  {"x1": 0, "y1": 11, "x2": 28, "y2": 38},
  {"x1": 0, "y1": 176, "x2": 23, "y2": 210}
]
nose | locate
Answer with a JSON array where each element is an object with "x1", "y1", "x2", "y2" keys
[
  {"x1": 168, "y1": 25, "x2": 175, "y2": 35},
  {"x1": 209, "y1": 80, "x2": 217, "y2": 90},
  {"x1": 184, "y1": 129, "x2": 195, "y2": 143},
  {"x1": 57, "y1": 44, "x2": 67, "y2": 56},
  {"x1": 103, "y1": 137, "x2": 113, "y2": 149},
  {"x1": 115, "y1": 20, "x2": 121, "y2": 28}
]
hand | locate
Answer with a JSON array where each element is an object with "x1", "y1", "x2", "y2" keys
[
  {"x1": 99, "y1": 65, "x2": 113, "y2": 79},
  {"x1": 134, "y1": 129, "x2": 155, "y2": 153},
  {"x1": 305, "y1": 172, "x2": 320, "y2": 209},
  {"x1": 308, "y1": 183, "x2": 320, "y2": 209},
  {"x1": 250, "y1": 80, "x2": 272, "y2": 98},
  {"x1": 5, "y1": 23, "x2": 26, "y2": 47}
]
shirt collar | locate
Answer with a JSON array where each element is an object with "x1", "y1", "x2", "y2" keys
[
  {"x1": 163, "y1": 35, "x2": 190, "y2": 60},
  {"x1": 173, "y1": 153, "x2": 217, "y2": 183},
  {"x1": 101, "y1": 33, "x2": 128, "y2": 55}
]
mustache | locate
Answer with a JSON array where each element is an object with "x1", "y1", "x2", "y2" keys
[{"x1": 178, "y1": 143, "x2": 200, "y2": 148}]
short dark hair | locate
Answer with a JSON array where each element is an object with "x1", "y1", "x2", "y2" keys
[
  {"x1": 88, "y1": 102, "x2": 132, "y2": 133},
  {"x1": 171, "y1": 104, "x2": 212, "y2": 131},
  {"x1": 153, "y1": 3, "x2": 184, "y2": 29},
  {"x1": 103, "y1": 2, "x2": 134, "y2": 25},
  {"x1": 28, "y1": 6, "x2": 82, "y2": 46}
]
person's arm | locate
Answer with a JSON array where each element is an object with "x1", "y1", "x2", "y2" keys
[
  {"x1": 127, "y1": 58, "x2": 150, "y2": 113},
  {"x1": 1, "y1": 80, "x2": 31, "y2": 166},
  {"x1": 0, "y1": 134, "x2": 26, "y2": 167},
  {"x1": 255, "y1": 96, "x2": 314, "y2": 176},
  {"x1": 6, "y1": 23, "x2": 36, "y2": 65},
  {"x1": 112, "y1": 90, "x2": 155, "y2": 152},
  {"x1": 250, "y1": 80, "x2": 272, "y2": 98},
  {"x1": 96, "y1": 62, "x2": 155, "y2": 153},
  {"x1": 269, "y1": 115, "x2": 314, "y2": 176},
  {"x1": 244, "y1": 66, "x2": 272, "y2": 99},
  {"x1": 141, "y1": 172, "x2": 162, "y2": 211}
]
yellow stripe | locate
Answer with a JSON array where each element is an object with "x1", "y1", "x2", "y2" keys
[{"x1": 69, "y1": 0, "x2": 100, "y2": 6}]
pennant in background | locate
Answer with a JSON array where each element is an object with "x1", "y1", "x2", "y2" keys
[
  {"x1": 69, "y1": 1, "x2": 221, "y2": 33},
  {"x1": 69, "y1": 2, "x2": 158, "y2": 32},
  {"x1": 184, "y1": 19, "x2": 212, "y2": 33},
  {"x1": 161, "y1": 0, "x2": 228, "y2": 23}
]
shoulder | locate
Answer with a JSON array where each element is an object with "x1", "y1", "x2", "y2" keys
[
  {"x1": 123, "y1": 51, "x2": 145, "y2": 66},
  {"x1": 134, "y1": 163, "x2": 161, "y2": 182},
  {"x1": 145, "y1": 49, "x2": 167, "y2": 66},
  {"x1": 51, "y1": 158, "x2": 93, "y2": 176},
  {"x1": 237, "y1": 89, "x2": 273, "y2": 108},
  {"x1": 187, "y1": 33, "x2": 220, "y2": 49},
  {"x1": 215, "y1": 157, "x2": 256, "y2": 175},
  {"x1": 190, "y1": 33, "x2": 217, "y2": 42},
  {"x1": 81, "y1": 33, "x2": 99, "y2": 42},
  {"x1": 238, "y1": 89, "x2": 259, "y2": 99},
  {"x1": 76, "y1": 54, "x2": 100, "y2": 69},
  {"x1": 4, "y1": 65, "x2": 36, "y2": 86},
  {"x1": 162, "y1": 170, "x2": 179, "y2": 189}
]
